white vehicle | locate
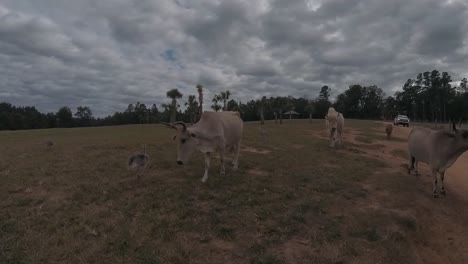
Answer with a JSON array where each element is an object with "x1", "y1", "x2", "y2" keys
[{"x1": 394, "y1": 115, "x2": 410, "y2": 127}]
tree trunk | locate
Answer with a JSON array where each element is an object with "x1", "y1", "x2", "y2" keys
[
  {"x1": 444, "y1": 103, "x2": 446, "y2": 124},
  {"x1": 260, "y1": 107, "x2": 265, "y2": 125},
  {"x1": 274, "y1": 112, "x2": 278, "y2": 124},
  {"x1": 309, "y1": 113, "x2": 312, "y2": 123},
  {"x1": 170, "y1": 99, "x2": 177, "y2": 123},
  {"x1": 279, "y1": 110, "x2": 283, "y2": 124}
]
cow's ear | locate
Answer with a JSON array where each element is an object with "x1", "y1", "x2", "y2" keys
[{"x1": 191, "y1": 133, "x2": 197, "y2": 138}]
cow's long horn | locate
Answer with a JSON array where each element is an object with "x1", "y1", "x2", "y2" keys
[{"x1": 171, "y1": 121, "x2": 187, "y2": 131}]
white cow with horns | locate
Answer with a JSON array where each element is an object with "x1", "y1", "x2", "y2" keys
[{"x1": 160, "y1": 111, "x2": 244, "y2": 183}]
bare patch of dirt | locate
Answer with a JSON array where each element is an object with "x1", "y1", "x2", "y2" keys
[
  {"x1": 241, "y1": 146, "x2": 271, "y2": 154},
  {"x1": 247, "y1": 169, "x2": 268, "y2": 176},
  {"x1": 291, "y1": 144, "x2": 305, "y2": 149}
]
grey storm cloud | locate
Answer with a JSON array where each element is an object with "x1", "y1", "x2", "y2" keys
[{"x1": 0, "y1": 0, "x2": 468, "y2": 116}]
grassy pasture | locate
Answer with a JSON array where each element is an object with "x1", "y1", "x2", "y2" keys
[{"x1": 1, "y1": 119, "x2": 467, "y2": 263}]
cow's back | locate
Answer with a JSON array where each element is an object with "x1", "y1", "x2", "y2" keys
[{"x1": 198, "y1": 111, "x2": 243, "y2": 145}]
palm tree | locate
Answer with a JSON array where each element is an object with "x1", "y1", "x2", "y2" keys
[
  {"x1": 271, "y1": 97, "x2": 286, "y2": 124},
  {"x1": 185, "y1": 95, "x2": 199, "y2": 124},
  {"x1": 166, "y1": 88, "x2": 183, "y2": 123},
  {"x1": 220, "y1": 90, "x2": 231, "y2": 111},
  {"x1": 211, "y1": 94, "x2": 222, "y2": 112},
  {"x1": 257, "y1": 96, "x2": 268, "y2": 125},
  {"x1": 196, "y1": 84, "x2": 203, "y2": 120}
]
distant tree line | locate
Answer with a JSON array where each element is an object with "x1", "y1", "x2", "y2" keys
[{"x1": 1, "y1": 69, "x2": 467, "y2": 131}]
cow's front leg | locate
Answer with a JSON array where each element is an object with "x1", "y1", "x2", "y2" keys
[
  {"x1": 432, "y1": 168, "x2": 438, "y2": 198},
  {"x1": 201, "y1": 152, "x2": 211, "y2": 183},
  {"x1": 440, "y1": 171, "x2": 446, "y2": 196}
]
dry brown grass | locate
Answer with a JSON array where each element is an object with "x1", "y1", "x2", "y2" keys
[{"x1": 1, "y1": 120, "x2": 467, "y2": 263}]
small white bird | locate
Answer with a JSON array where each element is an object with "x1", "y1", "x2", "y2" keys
[{"x1": 127, "y1": 145, "x2": 150, "y2": 180}]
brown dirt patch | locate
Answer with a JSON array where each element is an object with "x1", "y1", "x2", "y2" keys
[
  {"x1": 241, "y1": 146, "x2": 271, "y2": 154},
  {"x1": 247, "y1": 169, "x2": 268, "y2": 176}
]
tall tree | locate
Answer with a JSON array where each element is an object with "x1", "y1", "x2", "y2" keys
[
  {"x1": 56, "y1": 106, "x2": 73, "y2": 128},
  {"x1": 185, "y1": 95, "x2": 199, "y2": 124},
  {"x1": 460, "y1": 78, "x2": 468, "y2": 93},
  {"x1": 166, "y1": 89, "x2": 183, "y2": 123},
  {"x1": 196, "y1": 84, "x2": 203, "y2": 120},
  {"x1": 226, "y1": 99, "x2": 239, "y2": 111},
  {"x1": 315, "y1": 85, "x2": 332, "y2": 118},
  {"x1": 219, "y1": 90, "x2": 231, "y2": 111},
  {"x1": 256, "y1": 96, "x2": 268, "y2": 125},
  {"x1": 211, "y1": 94, "x2": 222, "y2": 112},
  {"x1": 75, "y1": 106, "x2": 93, "y2": 126}
]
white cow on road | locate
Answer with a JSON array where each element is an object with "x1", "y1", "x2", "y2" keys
[
  {"x1": 161, "y1": 111, "x2": 244, "y2": 183},
  {"x1": 325, "y1": 107, "x2": 344, "y2": 147}
]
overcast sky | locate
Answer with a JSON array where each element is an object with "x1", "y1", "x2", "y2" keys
[{"x1": 1, "y1": 0, "x2": 467, "y2": 116}]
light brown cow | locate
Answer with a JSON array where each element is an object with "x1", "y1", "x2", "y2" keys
[
  {"x1": 385, "y1": 123, "x2": 393, "y2": 139},
  {"x1": 325, "y1": 107, "x2": 344, "y2": 147},
  {"x1": 408, "y1": 123, "x2": 468, "y2": 197}
]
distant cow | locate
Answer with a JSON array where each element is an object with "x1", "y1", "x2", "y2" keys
[
  {"x1": 408, "y1": 123, "x2": 468, "y2": 197},
  {"x1": 385, "y1": 124, "x2": 393, "y2": 139},
  {"x1": 161, "y1": 111, "x2": 243, "y2": 183},
  {"x1": 325, "y1": 107, "x2": 344, "y2": 147},
  {"x1": 258, "y1": 126, "x2": 270, "y2": 138}
]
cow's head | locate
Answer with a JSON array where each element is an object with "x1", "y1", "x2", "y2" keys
[{"x1": 161, "y1": 121, "x2": 198, "y2": 165}]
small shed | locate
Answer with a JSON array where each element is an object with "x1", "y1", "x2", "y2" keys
[{"x1": 283, "y1": 110, "x2": 300, "y2": 119}]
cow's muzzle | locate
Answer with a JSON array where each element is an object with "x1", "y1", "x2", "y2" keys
[{"x1": 177, "y1": 160, "x2": 184, "y2": 165}]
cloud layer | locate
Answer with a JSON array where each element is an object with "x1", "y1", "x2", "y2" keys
[{"x1": 1, "y1": 0, "x2": 467, "y2": 116}]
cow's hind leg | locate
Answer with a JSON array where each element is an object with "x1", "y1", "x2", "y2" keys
[
  {"x1": 201, "y1": 152, "x2": 211, "y2": 183},
  {"x1": 232, "y1": 143, "x2": 241, "y2": 171},
  {"x1": 408, "y1": 155, "x2": 415, "y2": 174},
  {"x1": 414, "y1": 160, "x2": 419, "y2": 175},
  {"x1": 440, "y1": 171, "x2": 446, "y2": 196},
  {"x1": 432, "y1": 168, "x2": 438, "y2": 198}
]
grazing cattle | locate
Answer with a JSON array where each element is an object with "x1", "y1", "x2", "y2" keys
[
  {"x1": 408, "y1": 123, "x2": 468, "y2": 197},
  {"x1": 325, "y1": 107, "x2": 344, "y2": 147},
  {"x1": 385, "y1": 123, "x2": 393, "y2": 139},
  {"x1": 258, "y1": 126, "x2": 269, "y2": 138},
  {"x1": 161, "y1": 111, "x2": 243, "y2": 183}
]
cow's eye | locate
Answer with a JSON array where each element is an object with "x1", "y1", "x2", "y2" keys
[{"x1": 181, "y1": 139, "x2": 186, "y2": 144}]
